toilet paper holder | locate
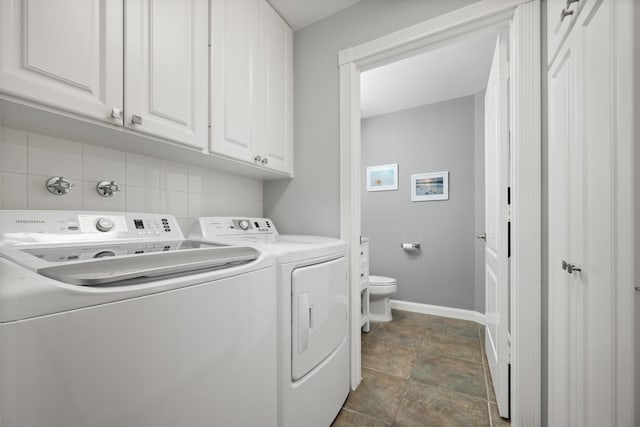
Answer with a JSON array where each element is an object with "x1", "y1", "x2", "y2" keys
[{"x1": 401, "y1": 243, "x2": 421, "y2": 250}]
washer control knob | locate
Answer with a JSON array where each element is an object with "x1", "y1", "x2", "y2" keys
[
  {"x1": 96, "y1": 217, "x2": 115, "y2": 232},
  {"x1": 238, "y1": 220, "x2": 250, "y2": 230}
]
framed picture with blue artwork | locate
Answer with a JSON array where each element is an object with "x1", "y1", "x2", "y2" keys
[
  {"x1": 411, "y1": 171, "x2": 449, "y2": 201},
  {"x1": 366, "y1": 163, "x2": 398, "y2": 192}
]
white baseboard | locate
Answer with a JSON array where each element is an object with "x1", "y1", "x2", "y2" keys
[{"x1": 390, "y1": 299, "x2": 485, "y2": 325}]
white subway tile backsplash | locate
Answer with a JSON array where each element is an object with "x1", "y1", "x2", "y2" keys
[
  {"x1": 160, "y1": 190, "x2": 189, "y2": 219},
  {"x1": 231, "y1": 176, "x2": 262, "y2": 201},
  {"x1": 210, "y1": 196, "x2": 232, "y2": 216},
  {"x1": 160, "y1": 162, "x2": 189, "y2": 192},
  {"x1": 1, "y1": 172, "x2": 27, "y2": 209},
  {"x1": 1, "y1": 128, "x2": 28, "y2": 173},
  {"x1": 28, "y1": 133, "x2": 83, "y2": 179},
  {"x1": 187, "y1": 167, "x2": 210, "y2": 194},
  {"x1": 126, "y1": 154, "x2": 161, "y2": 189},
  {"x1": 27, "y1": 175, "x2": 83, "y2": 210},
  {"x1": 83, "y1": 145, "x2": 126, "y2": 183},
  {"x1": 83, "y1": 181, "x2": 126, "y2": 211},
  {"x1": 125, "y1": 186, "x2": 161, "y2": 213},
  {"x1": 0, "y1": 127, "x2": 263, "y2": 223},
  {"x1": 209, "y1": 170, "x2": 232, "y2": 198}
]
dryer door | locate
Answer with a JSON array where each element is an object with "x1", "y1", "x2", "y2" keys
[{"x1": 291, "y1": 257, "x2": 347, "y2": 380}]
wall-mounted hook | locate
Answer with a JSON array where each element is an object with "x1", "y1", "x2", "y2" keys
[{"x1": 46, "y1": 176, "x2": 74, "y2": 195}]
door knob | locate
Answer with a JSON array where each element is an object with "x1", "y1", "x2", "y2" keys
[{"x1": 476, "y1": 233, "x2": 487, "y2": 240}]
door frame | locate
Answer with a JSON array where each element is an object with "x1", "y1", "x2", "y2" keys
[{"x1": 338, "y1": 0, "x2": 541, "y2": 424}]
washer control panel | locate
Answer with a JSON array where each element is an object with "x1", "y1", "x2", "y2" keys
[
  {"x1": 0, "y1": 211, "x2": 183, "y2": 245},
  {"x1": 194, "y1": 217, "x2": 278, "y2": 239}
]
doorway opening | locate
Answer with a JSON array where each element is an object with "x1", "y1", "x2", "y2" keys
[{"x1": 339, "y1": 1, "x2": 540, "y2": 424}]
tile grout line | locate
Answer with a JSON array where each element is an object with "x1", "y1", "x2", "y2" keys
[{"x1": 389, "y1": 327, "x2": 428, "y2": 426}]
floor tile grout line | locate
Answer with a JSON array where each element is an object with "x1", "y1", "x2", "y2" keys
[{"x1": 339, "y1": 407, "x2": 392, "y2": 426}]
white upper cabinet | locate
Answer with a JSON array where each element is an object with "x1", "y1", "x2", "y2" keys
[
  {"x1": 125, "y1": 0, "x2": 208, "y2": 150},
  {"x1": 258, "y1": 0, "x2": 293, "y2": 174},
  {"x1": 0, "y1": 0, "x2": 124, "y2": 124},
  {"x1": 210, "y1": 0, "x2": 293, "y2": 175},
  {"x1": 210, "y1": 0, "x2": 259, "y2": 163}
]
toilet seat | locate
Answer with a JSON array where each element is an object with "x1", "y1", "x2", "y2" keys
[
  {"x1": 368, "y1": 275, "x2": 397, "y2": 296},
  {"x1": 369, "y1": 275, "x2": 396, "y2": 286}
]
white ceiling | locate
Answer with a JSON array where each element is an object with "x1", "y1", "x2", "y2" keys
[
  {"x1": 267, "y1": 0, "x2": 362, "y2": 31},
  {"x1": 360, "y1": 32, "x2": 498, "y2": 119}
]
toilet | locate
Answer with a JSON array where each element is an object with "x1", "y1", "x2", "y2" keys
[{"x1": 368, "y1": 275, "x2": 398, "y2": 322}]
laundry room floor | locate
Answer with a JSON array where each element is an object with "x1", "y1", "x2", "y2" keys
[{"x1": 331, "y1": 310, "x2": 510, "y2": 427}]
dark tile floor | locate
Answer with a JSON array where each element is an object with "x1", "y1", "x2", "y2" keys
[{"x1": 331, "y1": 309, "x2": 510, "y2": 427}]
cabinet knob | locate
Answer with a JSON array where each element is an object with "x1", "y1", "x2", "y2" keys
[
  {"x1": 111, "y1": 107, "x2": 123, "y2": 120},
  {"x1": 476, "y1": 232, "x2": 487, "y2": 240},
  {"x1": 261, "y1": 157, "x2": 269, "y2": 165},
  {"x1": 254, "y1": 155, "x2": 262, "y2": 163},
  {"x1": 131, "y1": 115, "x2": 143, "y2": 125}
]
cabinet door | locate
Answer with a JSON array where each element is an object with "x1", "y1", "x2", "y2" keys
[
  {"x1": 125, "y1": 0, "x2": 208, "y2": 149},
  {"x1": 210, "y1": 0, "x2": 259, "y2": 163},
  {"x1": 548, "y1": 30, "x2": 581, "y2": 427},
  {"x1": 258, "y1": 0, "x2": 293, "y2": 174},
  {"x1": 0, "y1": 0, "x2": 123, "y2": 123},
  {"x1": 547, "y1": 0, "x2": 589, "y2": 65},
  {"x1": 548, "y1": 1, "x2": 614, "y2": 426}
]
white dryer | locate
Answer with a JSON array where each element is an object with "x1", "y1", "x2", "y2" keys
[
  {"x1": 0, "y1": 211, "x2": 277, "y2": 427},
  {"x1": 190, "y1": 217, "x2": 350, "y2": 427}
]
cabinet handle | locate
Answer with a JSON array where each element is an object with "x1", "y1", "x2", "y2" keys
[
  {"x1": 131, "y1": 115, "x2": 143, "y2": 125},
  {"x1": 261, "y1": 157, "x2": 269, "y2": 165},
  {"x1": 567, "y1": 263, "x2": 581, "y2": 274},
  {"x1": 254, "y1": 155, "x2": 262, "y2": 163},
  {"x1": 111, "y1": 108, "x2": 123, "y2": 120},
  {"x1": 566, "y1": 0, "x2": 579, "y2": 6},
  {"x1": 560, "y1": 8, "x2": 573, "y2": 22},
  {"x1": 562, "y1": 260, "x2": 581, "y2": 274}
]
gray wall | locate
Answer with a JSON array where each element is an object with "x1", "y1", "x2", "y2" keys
[
  {"x1": 361, "y1": 96, "x2": 482, "y2": 311},
  {"x1": 263, "y1": 0, "x2": 480, "y2": 237}
]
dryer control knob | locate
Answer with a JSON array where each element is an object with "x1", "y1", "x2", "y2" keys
[
  {"x1": 96, "y1": 217, "x2": 115, "y2": 232},
  {"x1": 238, "y1": 220, "x2": 250, "y2": 230}
]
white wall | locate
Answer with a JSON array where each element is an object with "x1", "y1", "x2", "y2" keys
[
  {"x1": 0, "y1": 127, "x2": 263, "y2": 234},
  {"x1": 263, "y1": 0, "x2": 481, "y2": 236}
]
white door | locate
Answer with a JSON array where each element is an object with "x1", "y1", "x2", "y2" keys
[
  {"x1": 0, "y1": 0, "x2": 123, "y2": 124},
  {"x1": 258, "y1": 0, "x2": 293, "y2": 174},
  {"x1": 125, "y1": 0, "x2": 208, "y2": 149},
  {"x1": 547, "y1": 1, "x2": 614, "y2": 425},
  {"x1": 483, "y1": 32, "x2": 510, "y2": 418},
  {"x1": 210, "y1": 0, "x2": 259, "y2": 163}
]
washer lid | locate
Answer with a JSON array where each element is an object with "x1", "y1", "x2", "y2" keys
[{"x1": 369, "y1": 275, "x2": 396, "y2": 285}]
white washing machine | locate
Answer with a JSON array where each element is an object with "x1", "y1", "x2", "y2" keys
[
  {"x1": 190, "y1": 217, "x2": 350, "y2": 427},
  {"x1": 0, "y1": 210, "x2": 278, "y2": 427}
]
